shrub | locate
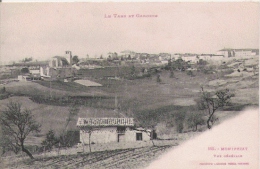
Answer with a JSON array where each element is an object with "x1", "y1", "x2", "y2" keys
[
  {"x1": 156, "y1": 74, "x2": 161, "y2": 83},
  {"x1": 176, "y1": 122, "x2": 184, "y2": 133},
  {"x1": 41, "y1": 130, "x2": 58, "y2": 151},
  {"x1": 174, "y1": 112, "x2": 186, "y2": 133},
  {"x1": 0, "y1": 87, "x2": 6, "y2": 94},
  {"x1": 59, "y1": 130, "x2": 80, "y2": 148},
  {"x1": 187, "y1": 70, "x2": 193, "y2": 76},
  {"x1": 187, "y1": 112, "x2": 205, "y2": 131}
]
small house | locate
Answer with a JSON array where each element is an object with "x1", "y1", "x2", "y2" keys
[{"x1": 77, "y1": 118, "x2": 151, "y2": 144}]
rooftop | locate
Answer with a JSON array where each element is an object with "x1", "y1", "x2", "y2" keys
[
  {"x1": 77, "y1": 118, "x2": 134, "y2": 127},
  {"x1": 219, "y1": 48, "x2": 259, "y2": 52},
  {"x1": 10, "y1": 61, "x2": 49, "y2": 67}
]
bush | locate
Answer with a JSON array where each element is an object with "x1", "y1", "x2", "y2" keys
[
  {"x1": 59, "y1": 130, "x2": 80, "y2": 148},
  {"x1": 174, "y1": 112, "x2": 186, "y2": 133},
  {"x1": 187, "y1": 70, "x2": 194, "y2": 76},
  {"x1": 41, "y1": 130, "x2": 58, "y2": 151},
  {"x1": 187, "y1": 112, "x2": 205, "y2": 131},
  {"x1": 0, "y1": 87, "x2": 9, "y2": 100},
  {"x1": 157, "y1": 74, "x2": 161, "y2": 83},
  {"x1": 176, "y1": 122, "x2": 184, "y2": 133},
  {"x1": 0, "y1": 87, "x2": 6, "y2": 94}
]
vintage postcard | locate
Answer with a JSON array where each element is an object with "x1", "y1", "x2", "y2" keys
[{"x1": 0, "y1": 1, "x2": 259, "y2": 169}]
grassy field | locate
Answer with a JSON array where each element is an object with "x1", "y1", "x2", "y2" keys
[
  {"x1": 77, "y1": 66, "x2": 144, "y2": 79},
  {"x1": 0, "y1": 96, "x2": 122, "y2": 143},
  {"x1": 1, "y1": 67, "x2": 258, "y2": 135}
]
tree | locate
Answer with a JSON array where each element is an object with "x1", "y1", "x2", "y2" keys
[
  {"x1": 167, "y1": 59, "x2": 175, "y2": 77},
  {"x1": 22, "y1": 57, "x2": 33, "y2": 63},
  {"x1": 72, "y1": 55, "x2": 79, "y2": 64},
  {"x1": 60, "y1": 104, "x2": 79, "y2": 147},
  {"x1": 41, "y1": 130, "x2": 58, "y2": 151},
  {"x1": 197, "y1": 59, "x2": 207, "y2": 66},
  {"x1": 84, "y1": 126, "x2": 95, "y2": 152},
  {"x1": 156, "y1": 74, "x2": 161, "y2": 83},
  {"x1": 131, "y1": 65, "x2": 136, "y2": 77},
  {"x1": 134, "y1": 112, "x2": 157, "y2": 146},
  {"x1": 187, "y1": 112, "x2": 205, "y2": 131},
  {"x1": 21, "y1": 67, "x2": 29, "y2": 74},
  {"x1": 174, "y1": 58, "x2": 186, "y2": 71},
  {"x1": 0, "y1": 102, "x2": 41, "y2": 159},
  {"x1": 174, "y1": 112, "x2": 186, "y2": 133},
  {"x1": 170, "y1": 67, "x2": 174, "y2": 78},
  {"x1": 197, "y1": 87, "x2": 234, "y2": 129},
  {"x1": 187, "y1": 70, "x2": 193, "y2": 77},
  {"x1": 0, "y1": 126, "x2": 20, "y2": 155}
]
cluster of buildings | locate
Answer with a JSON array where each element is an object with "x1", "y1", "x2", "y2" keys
[
  {"x1": 1, "y1": 48, "x2": 258, "y2": 81},
  {"x1": 5, "y1": 51, "x2": 77, "y2": 82},
  {"x1": 105, "y1": 48, "x2": 259, "y2": 66}
]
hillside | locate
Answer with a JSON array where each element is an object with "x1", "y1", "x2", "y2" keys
[
  {"x1": 0, "y1": 57, "x2": 258, "y2": 140},
  {"x1": 0, "y1": 57, "x2": 258, "y2": 168}
]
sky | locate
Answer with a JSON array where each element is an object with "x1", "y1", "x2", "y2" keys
[{"x1": 0, "y1": 2, "x2": 259, "y2": 64}]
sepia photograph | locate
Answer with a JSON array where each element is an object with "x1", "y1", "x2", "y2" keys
[{"x1": 0, "y1": 2, "x2": 259, "y2": 169}]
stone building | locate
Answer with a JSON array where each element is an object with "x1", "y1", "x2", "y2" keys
[{"x1": 77, "y1": 118, "x2": 151, "y2": 144}]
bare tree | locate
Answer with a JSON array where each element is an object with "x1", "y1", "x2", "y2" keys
[
  {"x1": 60, "y1": 104, "x2": 79, "y2": 147},
  {"x1": 197, "y1": 87, "x2": 234, "y2": 129},
  {"x1": 134, "y1": 113, "x2": 157, "y2": 146},
  {"x1": 85, "y1": 126, "x2": 94, "y2": 153},
  {"x1": 0, "y1": 102, "x2": 41, "y2": 159},
  {"x1": 80, "y1": 125, "x2": 101, "y2": 153}
]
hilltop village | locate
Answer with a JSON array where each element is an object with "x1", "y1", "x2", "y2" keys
[{"x1": 0, "y1": 48, "x2": 258, "y2": 82}]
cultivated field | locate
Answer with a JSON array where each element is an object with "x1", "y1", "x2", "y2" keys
[{"x1": 1, "y1": 145, "x2": 173, "y2": 169}]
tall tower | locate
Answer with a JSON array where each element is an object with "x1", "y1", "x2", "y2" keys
[{"x1": 65, "y1": 51, "x2": 72, "y2": 65}]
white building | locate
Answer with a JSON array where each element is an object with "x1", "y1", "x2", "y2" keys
[
  {"x1": 199, "y1": 54, "x2": 212, "y2": 61},
  {"x1": 181, "y1": 55, "x2": 199, "y2": 63},
  {"x1": 199, "y1": 54, "x2": 225, "y2": 63},
  {"x1": 216, "y1": 48, "x2": 259, "y2": 59},
  {"x1": 77, "y1": 118, "x2": 151, "y2": 144},
  {"x1": 216, "y1": 49, "x2": 235, "y2": 57},
  {"x1": 234, "y1": 49, "x2": 258, "y2": 59},
  {"x1": 171, "y1": 54, "x2": 180, "y2": 61}
]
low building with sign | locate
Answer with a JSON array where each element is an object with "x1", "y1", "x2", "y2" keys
[{"x1": 76, "y1": 118, "x2": 151, "y2": 144}]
